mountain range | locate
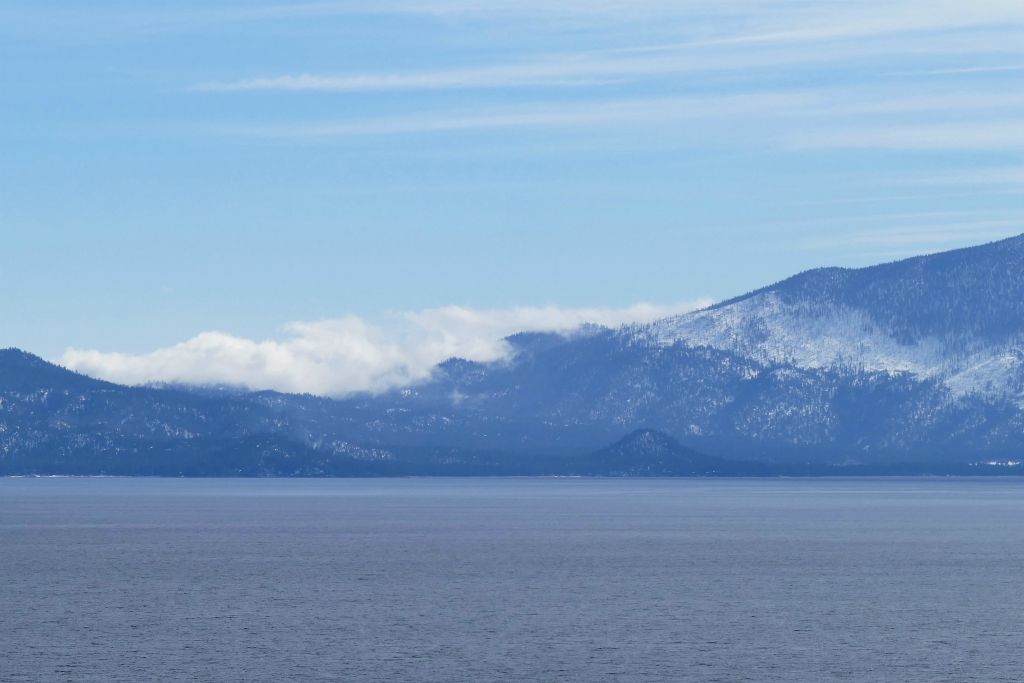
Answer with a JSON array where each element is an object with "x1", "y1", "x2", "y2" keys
[{"x1": 4, "y1": 235, "x2": 1024, "y2": 476}]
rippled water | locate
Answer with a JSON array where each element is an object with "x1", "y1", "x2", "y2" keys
[{"x1": 3, "y1": 477, "x2": 1024, "y2": 682}]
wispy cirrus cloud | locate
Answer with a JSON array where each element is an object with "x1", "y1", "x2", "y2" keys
[
  {"x1": 902, "y1": 64, "x2": 1024, "y2": 77},
  {"x1": 797, "y1": 208, "x2": 1024, "y2": 252},
  {"x1": 194, "y1": 61, "x2": 624, "y2": 93},
  {"x1": 792, "y1": 120, "x2": 1024, "y2": 150},
  {"x1": 694, "y1": 1, "x2": 1024, "y2": 47},
  {"x1": 194, "y1": 39, "x2": 1024, "y2": 95},
  {"x1": 213, "y1": 92, "x2": 818, "y2": 138},
  {"x1": 60, "y1": 300, "x2": 711, "y2": 396},
  {"x1": 903, "y1": 167, "x2": 1024, "y2": 188},
  {"x1": 0, "y1": 0, "x2": 781, "y2": 38},
  {"x1": 76, "y1": 0, "x2": 1024, "y2": 35},
  {"x1": 205, "y1": 87, "x2": 1024, "y2": 146},
  {"x1": 0, "y1": 1, "x2": 795, "y2": 28},
  {"x1": 191, "y1": 46, "x2": 846, "y2": 94}
]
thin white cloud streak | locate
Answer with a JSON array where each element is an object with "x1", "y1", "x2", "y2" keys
[
  {"x1": 0, "y1": 0, "x2": 788, "y2": 40},
  {"x1": 153, "y1": 0, "x2": 752, "y2": 22},
  {"x1": 218, "y1": 92, "x2": 819, "y2": 138},
  {"x1": 792, "y1": 120, "x2": 1024, "y2": 151},
  {"x1": 195, "y1": 41, "x2": 1024, "y2": 95},
  {"x1": 192, "y1": 48, "x2": 833, "y2": 94},
  {"x1": 799, "y1": 221, "x2": 1024, "y2": 251},
  {"x1": 113, "y1": 0, "x2": 1024, "y2": 35},
  {"x1": 357, "y1": 0, "x2": 764, "y2": 19},
  {"x1": 902, "y1": 64, "x2": 1024, "y2": 76},
  {"x1": 789, "y1": 209, "x2": 1019, "y2": 228},
  {"x1": 60, "y1": 300, "x2": 711, "y2": 396},
  {"x1": 693, "y1": 0, "x2": 1024, "y2": 47},
  {"x1": 898, "y1": 167, "x2": 1024, "y2": 188},
  {"x1": 783, "y1": 189, "x2": 1024, "y2": 207},
  {"x1": 834, "y1": 92, "x2": 1024, "y2": 116},
  {"x1": 210, "y1": 86, "x2": 1024, "y2": 143},
  {"x1": 0, "y1": 1, "x2": 806, "y2": 30},
  {"x1": 195, "y1": 63, "x2": 622, "y2": 93},
  {"x1": 196, "y1": 40, "x2": 903, "y2": 94}
]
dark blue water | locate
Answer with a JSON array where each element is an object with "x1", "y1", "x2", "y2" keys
[{"x1": 3, "y1": 478, "x2": 1023, "y2": 682}]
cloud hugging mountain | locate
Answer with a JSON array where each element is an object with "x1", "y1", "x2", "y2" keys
[
  {"x1": 3, "y1": 235, "x2": 1024, "y2": 476},
  {"x1": 60, "y1": 302, "x2": 710, "y2": 396}
]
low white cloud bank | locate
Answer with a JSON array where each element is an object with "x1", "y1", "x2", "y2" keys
[{"x1": 60, "y1": 301, "x2": 710, "y2": 396}]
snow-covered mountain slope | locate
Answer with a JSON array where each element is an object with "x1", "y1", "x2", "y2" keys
[{"x1": 638, "y1": 234, "x2": 1024, "y2": 399}]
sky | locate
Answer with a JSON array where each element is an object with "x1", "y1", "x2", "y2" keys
[{"x1": 2, "y1": 0, "x2": 1023, "y2": 394}]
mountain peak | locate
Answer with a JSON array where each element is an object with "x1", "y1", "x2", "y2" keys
[
  {"x1": 0, "y1": 348, "x2": 52, "y2": 372},
  {"x1": 610, "y1": 428, "x2": 687, "y2": 451},
  {"x1": 0, "y1": 348, "x2": 108, "y2": 393},
  {"x1": 581, "y1": 429, "x2": 719, "y2": 476}
]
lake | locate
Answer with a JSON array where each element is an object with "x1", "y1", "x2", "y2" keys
[{"x1": 2, "y1": 477, "x2": 1023, "y2": 682}]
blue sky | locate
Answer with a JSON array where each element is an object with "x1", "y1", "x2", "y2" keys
[{"x1": 3, "y1": 1, "x2": 1024, "y2": 394}]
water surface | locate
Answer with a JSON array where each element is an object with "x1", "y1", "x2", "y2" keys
[{"x1": 2, "y1": 477, "x2": 1023, "y2": 682}]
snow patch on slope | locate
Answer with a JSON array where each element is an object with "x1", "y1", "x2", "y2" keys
[
  {"x1": 636, "y1": 291, "x2": 1024, "y2": 400},
  {"x1": 945, "y1": 350, "x2": 1024, "y2": 404},
  {"x1": 643, "y1": 292, "x2": 947, "y2": 374}
]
